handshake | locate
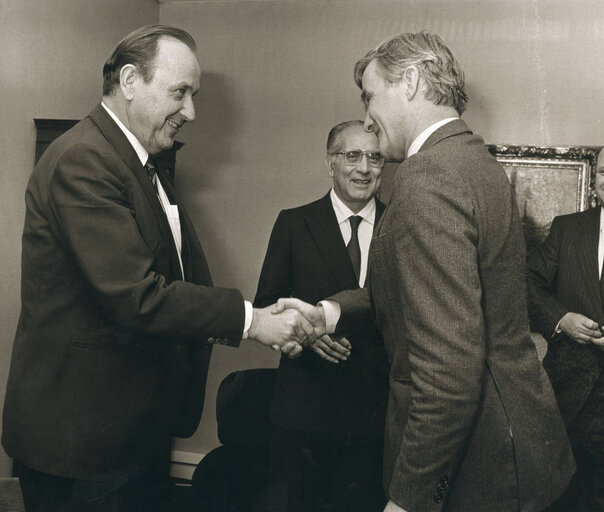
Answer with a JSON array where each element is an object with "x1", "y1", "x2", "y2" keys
[{"x1": 247, "y1": 299, "x2": 351, "y2": 363}]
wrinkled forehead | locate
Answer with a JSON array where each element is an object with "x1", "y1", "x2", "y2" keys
[
  {"x1": 337, "y1": 126, "x2": 380, "y2": 150},
  {"x1": 153, "y1": 37, "x2": 201, "y2": 89}
]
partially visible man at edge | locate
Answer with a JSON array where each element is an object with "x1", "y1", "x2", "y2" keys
[
  {"x1": 526, "y1": 149, "x2": 604, "y2": 512},
  {"x1": 275, "y1": 32, "x2": 575, "y2": 512},
  {"x1": 2, "y1": 25, "x2": 311, "y2": 512},
  {"x1": 255, "y1": 120, "x2": 390, "y2": 512}
]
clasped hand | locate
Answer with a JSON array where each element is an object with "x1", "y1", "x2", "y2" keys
[
  {"x1": 248, "y1": 298, "x2": 351, "y2": 362},
  {"x1": 559, "y1": 312, "x2": 604, "y2": 349}
]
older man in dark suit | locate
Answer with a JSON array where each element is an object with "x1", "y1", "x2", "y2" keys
[
  {"x1": 526, "y1": 151, "x2": 604, "y2": 512},
  {"x1": 2, "y1": 25, "x2": 311, "y2": 512},
  {"x1": 255, "y1": 120, "x2": 389, "y2": 512},
  {"x1": 276, "y1": 32, "x2": 575, "y2": 512}
]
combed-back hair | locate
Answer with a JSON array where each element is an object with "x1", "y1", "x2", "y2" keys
[
  {"x1": 326, "y1": 120, "x2": 365, "y2": 153},
  {"x1": 354, "y1": 32, "x2": 468, "y2": 115},
  {"x1": 102, "y1": 25, "x2": 196, "y2": 96}
]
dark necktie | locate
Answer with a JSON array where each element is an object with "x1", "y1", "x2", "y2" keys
[
  {"x1": 145, "y1": 158, "x2": 158, "y2": 189},
  {"x1": 347, "y1": 216, "x2": 362, "y2": 283}
]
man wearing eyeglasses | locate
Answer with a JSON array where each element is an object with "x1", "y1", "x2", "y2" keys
[{"x1": 254, "y1": 120, "x2": 390, "y2": 512}]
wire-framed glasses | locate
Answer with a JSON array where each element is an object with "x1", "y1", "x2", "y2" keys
[{"x1": 331, "y1": 149, "x2": 385, "y2": 168}]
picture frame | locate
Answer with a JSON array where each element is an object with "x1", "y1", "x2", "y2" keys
[{"x1": 486, "y1": 144, "x2": 602, "y2": 251}]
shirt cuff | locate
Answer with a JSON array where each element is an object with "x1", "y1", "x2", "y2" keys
[
  {"x1": 242, "y1": 300, "x2": 253, "y2": 339},
  {"x1": 318, "y1": 300, "x2": 340, "y2": 334},
  {"x1": 551, "y1": 318, "x2": 564, "y2": 340}
]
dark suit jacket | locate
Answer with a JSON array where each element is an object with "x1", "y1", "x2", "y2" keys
[
  {"x1": 2, "y1": 104, "x2": 244, "y2": 479},
  {"x1": 526, "y1": 207, "x2": 604, "y2": 427},
  {"x1": 254, "y1": 193, "x2": 389, "y2": 437},
  {"x1": 333, "y1": 120, "x2": 574, "y2": 512}
]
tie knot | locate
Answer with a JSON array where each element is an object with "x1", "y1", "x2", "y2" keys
[{"x1": 349, "y1": 216, "x2": 362, "y2": 232}]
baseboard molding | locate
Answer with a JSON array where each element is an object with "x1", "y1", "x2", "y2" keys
[{"x1": 170, "y1": 450, "x2": 206, "y2": 481}]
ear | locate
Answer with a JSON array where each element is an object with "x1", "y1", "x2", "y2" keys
[
  {"x1": 325, "y1": 155, "x2": 335, "y2": 178},
  {"x1": 402, "y1": 65, "x2": 420, "y2": 101},
  {"x1": 119, "y1": 64, "x2": 139, "y2": 101}
]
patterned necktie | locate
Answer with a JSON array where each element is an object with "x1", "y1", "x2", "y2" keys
[
  {"x1": 145, "y1": 158, "x2": 157, "y2": 189},
  {"x1": 347, "y1": 216, "x2": 362, "y2": 283}
]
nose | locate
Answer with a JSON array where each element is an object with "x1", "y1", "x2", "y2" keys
[
  {"x1": 181, "y1": 94, "x2": 196, "y2": 122},
  {"x1": 356, "y1": 153, "x2": 371, "y2": 174}
]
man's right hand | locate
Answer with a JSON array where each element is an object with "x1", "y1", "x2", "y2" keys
[
  {"x1": 248, "y1": 306, "x2": 317, "y2": 356},
  {"x1": 271, "y1": 298, "x2": 327, "y2": 339},
  {"x1": 559, "y1": 312, "x2": 604, "y2": 347}
]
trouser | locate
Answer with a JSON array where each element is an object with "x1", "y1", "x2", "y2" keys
[
  {"x1": 267, "y1": 424, "x2": 386, "y2": 512},
  {"x1": 545, "y1": 370, "x2": 604, "y2": 512},
  {"x1": 14, "y1": 461, "x2": 173, "y2": 512}
]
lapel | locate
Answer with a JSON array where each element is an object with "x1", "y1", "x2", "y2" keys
[
  {"x1": 305, "y1": 193, "x2": 384, "y2": 290},
  {"x1": 575, "y1": 207, "x2": 601, "y2": 310},
  {"x1": 305, "y1": 194, "x2": 358, "y2": 290},
  {"x1": 374, "y1": 197, "x2": 389, "y2": 237},
  {"x1": 374, "y1": 120, "x2": 470, "y2": 238},
  {"x1": 157, "y1": 168, "x2": 213, "y2": 286},
  {"x1": 88, "y1": 104, "x2": 183, "y2": 281}
]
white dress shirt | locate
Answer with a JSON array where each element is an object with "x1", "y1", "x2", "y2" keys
[
  {"x1": 598, "y1": 207, "x2": 604, "y2": 278},
  {"x1": 407, "y1": 117, "x2": 459, "y2": 158},
  {"x1": 322, "y1": 117, "x2": 458, "y2": 333},
  {"x1": 329, "y1": 189, "x2": 376, "y2": 288},
  {"x1": 101, "y1": 102, "x2": 253, "y2": 335},
  {"x1": 101, "y1": 102, "x2": 185, "y2": 278}
]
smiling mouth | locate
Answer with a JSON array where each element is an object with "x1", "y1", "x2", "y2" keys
[
  {"x1": 352, "y1": 178, "x2": 372, "y2": 185},
  {"x1": 166, "y1": 119, "x2": 181, "y2": 130}
]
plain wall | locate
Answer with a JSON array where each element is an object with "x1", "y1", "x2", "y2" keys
[
  {"x1": 0, "y1": 0, "x2": 159, "y2": 477},
  {"x1": 159, "y1": 0, "x2": 604, "y2": 456}
]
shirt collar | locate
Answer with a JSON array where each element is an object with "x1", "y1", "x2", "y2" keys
[
  {"x1": 101, "y1": 101, "x2": 149, "y2": 166},
  {"x1": 600, "y1": 205, "x2": 604, "y2": 232},
  {"x1": 407, "y1": 117, "x2": 459, "y2": 158},
  {"x1": 329, "y1": 188, "x2": 376, "y2": 226}
]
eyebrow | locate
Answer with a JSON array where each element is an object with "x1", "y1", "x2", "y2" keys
[
  {"x1": 172, "y1": 82, "x2": 199, "y2": 96},
  {"x1": 360, "y1": 90, "x2": 372, "y2": 106}
]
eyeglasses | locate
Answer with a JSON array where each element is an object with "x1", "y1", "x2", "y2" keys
[{"x1": 331, "y1": 149, "x2": 385, "y2": 168}]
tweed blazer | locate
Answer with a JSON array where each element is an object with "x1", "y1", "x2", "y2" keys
[{"x1": 333, "y1": 119, "x2": 574, "y2": 512}]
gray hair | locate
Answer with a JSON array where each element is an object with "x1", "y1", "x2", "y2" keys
[
  {"x1": 354, "y1": 32, "x2": 468, "y2": 115},
  {"x1": 326, "y1": 120, "x2": 365, "y2": 153}
]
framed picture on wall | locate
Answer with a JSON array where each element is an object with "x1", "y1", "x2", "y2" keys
[{"x1": 487, "y1": 144, "x2": 602, "y2": 252}]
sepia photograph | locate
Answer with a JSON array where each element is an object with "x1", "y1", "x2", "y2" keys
[{"x1": 1, "y1": 1, "x2": 603, "y2": 511}]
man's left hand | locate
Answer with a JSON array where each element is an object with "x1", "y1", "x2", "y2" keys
[{"x1": 310, "y1": 335, "x2": 351, "y2": 363}]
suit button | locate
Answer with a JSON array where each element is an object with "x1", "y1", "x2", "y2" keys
[
  {"x1": 208, "y1": 337, "x2": 215, "y2": 344},
  {"x1": 433, "y1": 493, "x2": 444, "y2": 504},
  {"x1": 440, "y1": 475, "x2": 448, "y2": 485}
]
